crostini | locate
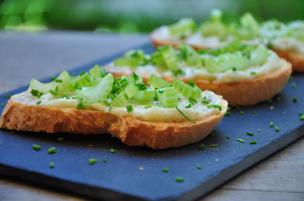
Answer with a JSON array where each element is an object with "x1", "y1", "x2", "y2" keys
[
  {"x1": 151, "y1": 10, "x2": 304, "y2": 72},
  {"x1": 0, "y1": 67, "x2": 227, "y2": 149},
  {"x1": 105, "y1": 43, "x2": 292, "y2": 106}
]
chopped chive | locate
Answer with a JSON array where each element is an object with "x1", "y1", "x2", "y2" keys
[
  {"x1": 49, "y1": 161, "x2": 55, "y2": 169},
  {"x1": 196, "y1": 164, "x2": 203, "y2": 170},
  {"x1": 126, "y1": 105, "x2": 133, "y2": 113},
  {"x1": 197, "y1": 143, "x2": 206, "y2": 150},
  {"x1": 225, "y1": 135, "x2": 230, "y2": 140},
  {"x1": 77, "y1": 100, "x2": 85, "y2": 109},
  {"x1": 290, "y1": 82, "x2": 297, "y2": 89},
  {"x1": 36, "y1": 100, "x2": 42, "y2": 105},
  {"x1": 47, "y1": 147, "x2": 57, "y2": 154},
  {"x1": 274, "y1": 126, "x2": 280, "y2": 133},
  {"x1": 239, "y1": 110, "x2": 245, "y2": 115},
  {"x1": 246, "y1": 132, "x2": 255, "y2": 136},
  {"x1": 249, "y1": 140, "x2": 257, "y2": 145},
  {"x1": 236, "y1": 138, "x2": 245, "y2": 143},
  {"x1": 269, "y1": 121, "x2": 274, "y2": 128},
  {"x1": 207, "y1": 104, "x2": 222, "y2": 111},
  {"x1": 225, "y1": 111, "x2": 231, "y2": 116},
  {"x1": 31, "y1": 89, "x2": 43, "y2": 98},
  {"x1": 209, "y1": 144, "x2": 218, "y2": 148},
  {"x1": 109, "y1": 148, "x2": 117, "y2": 153},
  {"x1": 185, "y1": 103, "x2": 192, "y2": 108},
  {"x1": 32, "y1": 144, "x2": 41, "y2": 151},
  {"x1": 257, "y1": 129, "x2": 262, "y2": 132},
  {"x1": 162, "y1": 167, "x2": 169, "y2": 173},
  {"x1": 175, "y1": 177, "x2": 184, "y2": 183},
  {"x1": 88, "y1": 158, "x2": 97, "y2": 165},
  {"x1": 252, "y1": 111, "x2": 257, "y2": 115},
  {"x1": 299, "y1": 113, "x2": 304, "y2": 121},
  {"x1": 292, "y1": 97, "x2": 298, "y2": 103},
  {"x1": 176, "y1": 106, "x2": 194, "y2": 123},
  {"x1": 250, "y1": 71, "x2": 257, "y2": 76}
]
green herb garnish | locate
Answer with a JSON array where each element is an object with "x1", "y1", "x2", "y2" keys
[
  {"x1": 32, "y1": 144, "x2": 41, "y2": 151},
  {"x1": 126, "y1": 105, "x2": 133, "y2": 113},
  {"x1": 162, "y1": 167, "x2": 169, "y2": 173},
  {"x1": 31, "y1": 89, "x2": 43, "y2": 98},
  {"x1": 175, "y1": 177, "x2": 184, "y2": 183},
  {"x1": 176, "y1": 106, "x2": 194, "y2": 123},
  {"x1": 48, "y1": 147, "x2": 57, "y2": 154},
  {"x1": 88, "y1": 158, "x2": 98, "y2": 165},
  {"x1": 299, "y1": 113, "x2": 304, "y2": 121},
  {"x1": 109, "y1": 148, "x2": 117, "y2": 153},
  {"x1": 249, "y1": 140, "x2": 257, "y2": 145},
  {"x1": 236, "y1": 138, "x2": 245, "y2": 143},
  {"x1": 246, "y1": 132, "x2": 255, "y2": 136},
  {"x1": 49, "y1": 161, "x2": 55, "y2": 169}
]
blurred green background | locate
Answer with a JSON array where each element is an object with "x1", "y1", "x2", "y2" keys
[{"x1": 0, "y1": 0, "x2": 304, "y2": 33}]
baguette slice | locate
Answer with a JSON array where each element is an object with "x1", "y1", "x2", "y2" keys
[
  {"x1": 108, "y1": 62, "x2": 292, "y2": 106},
  {"x1": 0, "y1": 95, "x2": 227, "y2": 149}
]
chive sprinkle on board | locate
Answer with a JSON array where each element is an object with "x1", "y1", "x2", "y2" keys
[
  {"x1": 300, "y1": 113, "x2": 304, "y2": 121},
  {"x1": 47, "y1": 147, "x2": 57, "y2": 154},
  {"x1": 246, "y1": 132, "x2": 255, "y2": 136},
  {"x1": 88, "y1": 158, "x2": 97, "y2": 165},
  {"x1": 249, "y1": 141, "x2": 257, "y2": 145},
  {"x1": 236, "y1": 138, "x2": 245, "y2": 143},
  {"x1": 175, "y1": 177, "x2": 184, "y2": 183},
  {"x1": 109, "y1": 148, "x2": 117, "y2": 153},
  {"x1": 162, "y1": 167, "x2": 169, "y2": 173},
  {"x1": 32, "y1": 144, "x2": 41, "y2": 151},
  {"x1": 49, "y1": 162, "x2": 55, "y2": 169}
]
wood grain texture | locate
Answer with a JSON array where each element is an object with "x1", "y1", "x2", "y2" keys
[{"x1": 0, "y1": 31, "x2": 303, "y2": 201}]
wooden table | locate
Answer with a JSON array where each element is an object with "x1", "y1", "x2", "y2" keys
[{"x1": 0, "y1": 32, "x2": 303, "y2": 201}]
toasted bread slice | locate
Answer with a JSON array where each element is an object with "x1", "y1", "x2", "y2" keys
[
  {"x1": 273, "y1": 49, "x2": 304, "y2": 72},
  {"x1": 108, "y1": 62, "x2": 291, "y2": 106},
  {"x1": 0, "y1": 96, "x2": 227, "y2": 149},
  {"x1": 193, "y1": 63, "x2": 292, "y2": 105}
]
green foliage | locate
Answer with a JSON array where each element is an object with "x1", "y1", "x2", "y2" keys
[{"x1": 0, "y1": 0, "x2": 303, "y2": 33}]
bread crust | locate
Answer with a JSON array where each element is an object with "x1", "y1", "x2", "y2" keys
[
  {"x1": 0, "y1": 98, "x2": 227, "y2": 149},
  {"x1": 193, "y1": 64, "x2": 292, "y2": 105},
  {"x1": 273, "y1": 49, "x2": 304, "y2": 72},
  {"x1": 108, "y1": 63, "x2": 291, "y2": 106}
]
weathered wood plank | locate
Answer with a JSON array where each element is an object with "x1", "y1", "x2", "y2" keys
[
  {"x1": 203, "y1": 189, "x2": 304, "y2": 201},
  {"x1": 222, "y1": 137, "x2": 304, "y2": 193}
]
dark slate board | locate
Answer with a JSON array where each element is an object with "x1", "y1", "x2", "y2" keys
[{"x1": 0, "y1": 43, "x2": 303, "y2": 201}]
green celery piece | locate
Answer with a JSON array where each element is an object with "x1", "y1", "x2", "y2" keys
[
  {"x1": 157, "y1": 87, "x2": 179, "y2": 108},
  {"x1": 179, "y1": 45, "x2": 202, "y2": 67},
  {"x1": 147, "y1": 75, "x2": 170, "y2": 88},
  {"x1": 162, "y1": 46, "x2": 179, "y2": 70},
  {"x1": 124, "y1": 81, "x2": 139, "y2": 99},
  {"x1": 76, "y1": 73, "x2": 114, "y2": 104},
  {"x1": 172, "y1": 80, "x2": 201, "y2": 99},
  {"x1": 133, "y1": 89, "x2": 154, "y2": 102},
  {"x1": 169, "y1": 18, "x2": 196, "y2": 37},
  {"x1": 249, "y1": 45, "x2": 270, "y2": 66},
  {"x1": 151, "y1": 46, "x2": 179, "y2": 70},
  {"x1": 29, "y1": 71, "x2": 72, "y2": 96},
  {"x1": 89, "y1": 65, "x2": 105, "y2": 79},
  {"x1": 113, "y1": 50, "x2": 146, "y2": 68},
  {"x1": 111, "y1": 92, "x2": 128, "y2": 107}
]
